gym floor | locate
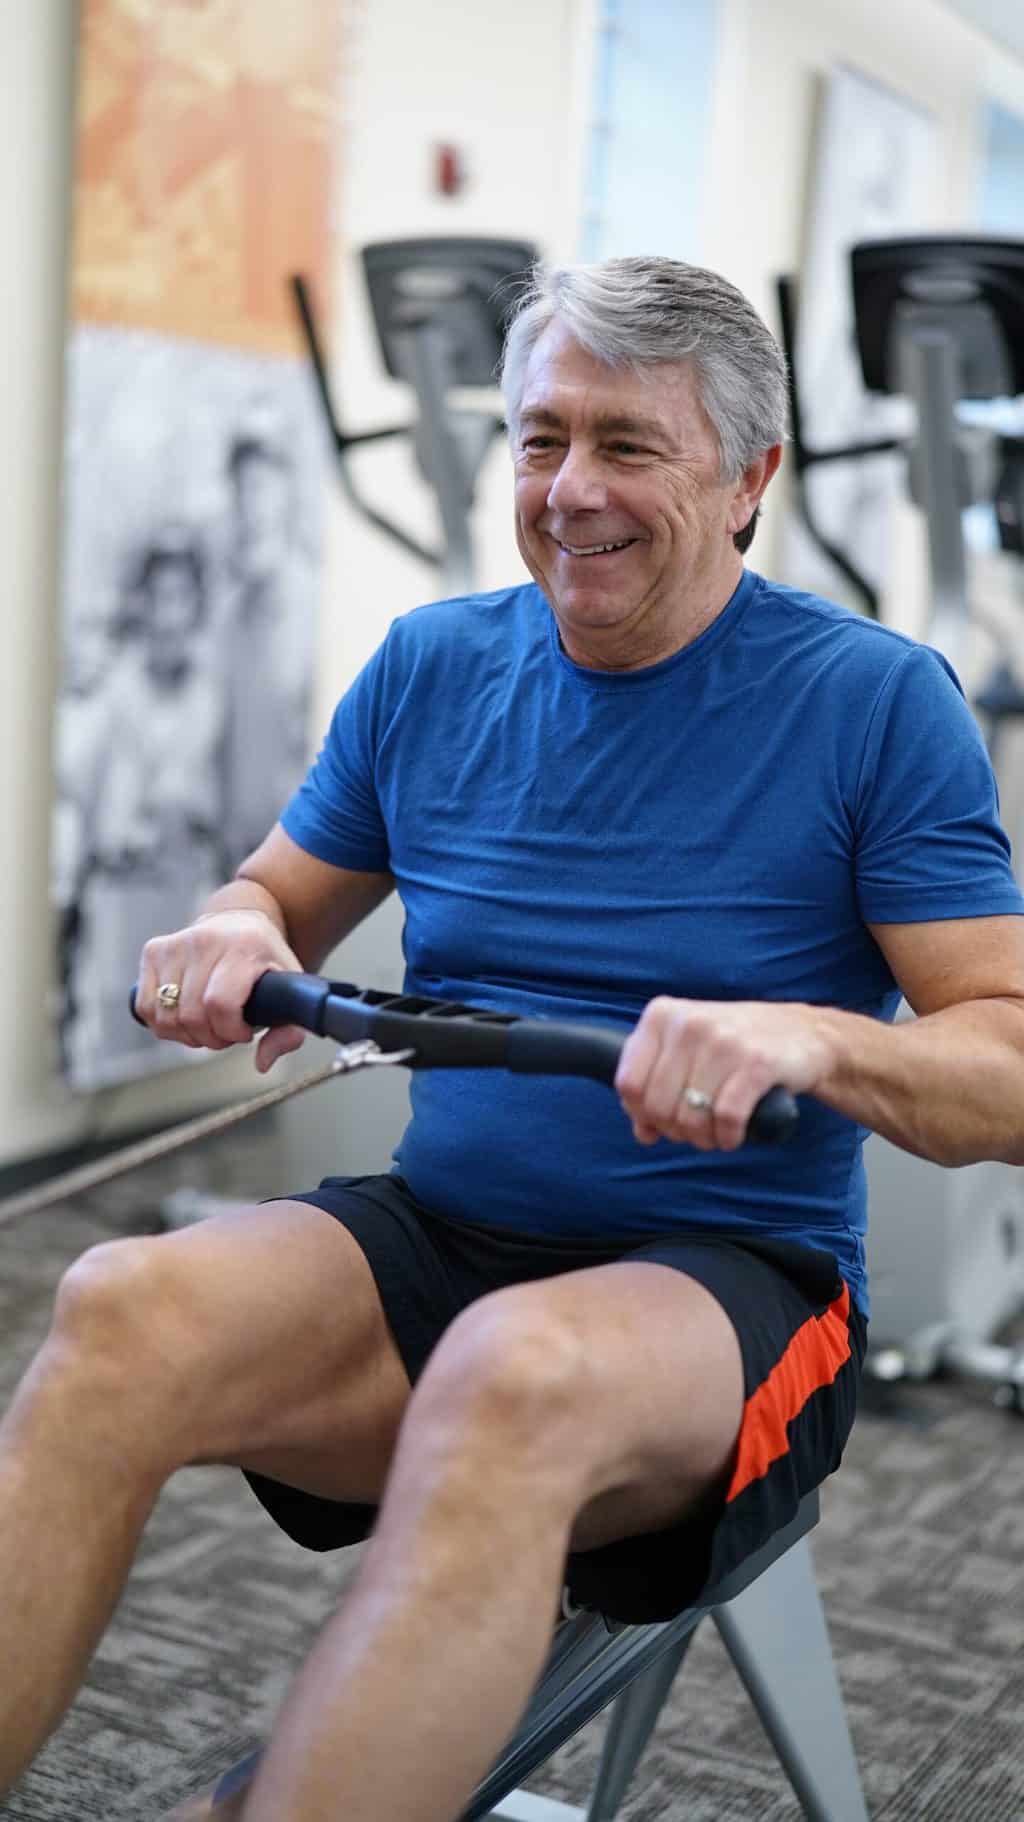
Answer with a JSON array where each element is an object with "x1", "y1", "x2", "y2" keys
[{"x1": 1, "y1": 1137, "x2": 1022, "y2": 1821}]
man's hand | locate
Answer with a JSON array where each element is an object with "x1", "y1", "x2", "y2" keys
[
  {"x1": 135, "y1": 909, "x2": 307, "y2": 1073},
  {"x1": 614, "y1": 996, "x2": 835, "y2": 1151}
]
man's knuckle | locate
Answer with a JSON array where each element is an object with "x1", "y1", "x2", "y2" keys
[
  {"x1": 648, "y1": 994, "x2": 677, "y2": 1025},
  {"x1": 201, "y1": 980, "x2": 233, "y2": 1017}
]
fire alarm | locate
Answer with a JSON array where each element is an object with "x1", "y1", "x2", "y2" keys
[{"x1": 435, "y1": 143, "x2": 466, "y2": 197}]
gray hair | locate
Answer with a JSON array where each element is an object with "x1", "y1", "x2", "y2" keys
[{"x1": 499, "y1": 256, "x2": 789, "y2": 484}]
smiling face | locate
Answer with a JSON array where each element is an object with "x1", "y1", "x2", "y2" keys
[{"x1": 512, "y1": 320, "x2": 776, "y2": 671}]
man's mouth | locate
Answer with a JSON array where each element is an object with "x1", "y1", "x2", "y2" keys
[{"x1": 555, "y1": 538, "x2": 637, "y2": 557}]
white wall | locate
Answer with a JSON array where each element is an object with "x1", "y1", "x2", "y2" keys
[
  {"x1": 704, "y1": 0, "x2": 1024, "y2": 331},
  {"x1": 2, "y1": 3, "x2": 88, "y2": 1168},
  {"x1": 0, "y1": 0, "x2": 595, "y2": 1173},
  {"x1": 700, "y1": 0, "x2": 1024, "y2": 926},
  {"x1": 4, "y1": 0, "x2": 1024, "y2": 1174},
  {"x1": 318, "y1": 0, "x2": 596, "y2": 712},
  {"x1": 702, "y1": 0, "x2": 1024, "y2": 592}
]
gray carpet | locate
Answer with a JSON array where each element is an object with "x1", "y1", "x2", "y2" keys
[{"x1": 1, "y1": 1147, "x2": 1022, "y2": 1821}]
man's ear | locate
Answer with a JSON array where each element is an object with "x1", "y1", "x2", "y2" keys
[{"x1": 726, "y1": 444, "x2": 783, "y2": 537}]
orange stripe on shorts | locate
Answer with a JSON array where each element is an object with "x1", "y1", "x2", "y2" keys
[{"x1": 726, "y1": 1282, "x2": 852, "y2": 1503}]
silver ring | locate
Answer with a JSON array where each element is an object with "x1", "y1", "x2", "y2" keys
[
  {"x1": 683, "y1": 1086, "x2": 714, "y2": 1114},
  {"x1": 157, "y1": 982, "x2": 182, "y2": 1011}
]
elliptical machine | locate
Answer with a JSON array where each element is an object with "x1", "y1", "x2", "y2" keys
[
  {"x1": 781, "y1": 237, "x2": 1024, "y2": 1409},
  {"x1": 294, "y1": 235, "x2": 538, "y2": 597}
]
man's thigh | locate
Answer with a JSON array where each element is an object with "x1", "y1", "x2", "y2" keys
[
  {"x1": 131, "y1": 1199, "x2": 413, "y2": 1501},
  {"x1": 541, "y1": 1241, "x2": 859, "y2": 1622},
  {"x1": 515, "y1": 1259, "x2": 746, "y2": 1553}
]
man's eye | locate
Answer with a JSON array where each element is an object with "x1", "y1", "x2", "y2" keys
[
  {"x1": 611, "y1": 442, "x2": 644, "y2": 456},
  {"x1": 522, "y1": 436, "x2": 558, "y2": 451}
]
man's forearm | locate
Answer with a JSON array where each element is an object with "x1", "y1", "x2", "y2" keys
[
  {"x1": 810, "y1": 997, "x2": 1024, "y2": 1167},
  {"x1": 195, "y1": 879, "x2": 289, "y2": 940}
]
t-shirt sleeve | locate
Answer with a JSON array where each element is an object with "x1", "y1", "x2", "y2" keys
[
  {"x1": 854, "y1": 643, "x2": 1024, "y2": 923},
  {"x1": 279, "y1": 642, "x2": 391, "y2": 872}
]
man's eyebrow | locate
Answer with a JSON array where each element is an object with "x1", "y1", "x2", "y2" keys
[
  {"x1": 517, "y1": 407, "x2": 669, "y2": 439},
  {"x1": 517, "y1": 407, "x2": 566, "y2": 430}
]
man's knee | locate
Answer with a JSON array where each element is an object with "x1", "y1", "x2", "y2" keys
[
  {"x1": 51, "y1": 1235, "x2": 204, "y2": 1417},
  {"x1": 408, "y1": 1286, "x2": 595, "y2": 1485},
  {"x1": 0, "y1": 1233, "x2": 215, "y2": 1478}
]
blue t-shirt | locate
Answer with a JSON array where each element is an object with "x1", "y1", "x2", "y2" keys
[{"x1": 282, "y1": 569, "x2": 1024, "y2": 1316}]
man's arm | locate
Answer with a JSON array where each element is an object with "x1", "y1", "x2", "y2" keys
[
  {"x1": 213, "y1": 822, "x2": 394, "y2": 972},
  {"x1": 136, "y1": 824, "x2": 393, "y2": 1068},
  {"x1": 615, "y1": 914, "x2": 1024, "y2": 1164},
  {"x1": 810, "y1": 913, "x2": 1024, "y2": 1167}
]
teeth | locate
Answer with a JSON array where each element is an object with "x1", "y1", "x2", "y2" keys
[{"x1": 559, "y1": 540, "x2": 632, "y2": 556}]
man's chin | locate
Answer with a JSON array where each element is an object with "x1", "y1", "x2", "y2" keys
[{"x1": 550, "y1": 590, "x2": 634, "y2": 628}]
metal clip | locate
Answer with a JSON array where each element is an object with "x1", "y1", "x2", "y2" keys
[{"x1": 331, "y1": 1040, "x2": 417, "y2": 1073}]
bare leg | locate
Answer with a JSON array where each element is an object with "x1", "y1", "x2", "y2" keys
[
  {"x1": 0, "y1": 1297, "x2": 174, "y2": 1788},
  {"x1": 244, "y1": 1327, "x2": 577, "y2": 1821},
  {"x1": 242, "y1": 1262, "x2": 743, "y2": 1822},
  {"x1": 0, "y1": 1203, "x2": 411, "y2": 1797}
]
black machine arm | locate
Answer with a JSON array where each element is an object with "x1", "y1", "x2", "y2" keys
[
  {"x1": 775, "y1": 273, "x2": 903, "y2": 621},
  {"x1": 290, "y1": 274, "x2": 443, "y2": 572},
  {"x1": 291, "y1": 238, "x2": 537, "y2": 592},
  {"x1": 241, "y1": 972, "x2": 800, "y2": 1146}
]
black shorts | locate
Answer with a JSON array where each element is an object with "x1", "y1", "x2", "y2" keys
[{"x1": 244, "y1": 1173, "x2": 866, "y2": 1625}]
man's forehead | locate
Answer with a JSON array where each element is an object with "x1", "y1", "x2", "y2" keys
[{"x1": 518, "y1": 321, "x2": 698, "y2": 431}]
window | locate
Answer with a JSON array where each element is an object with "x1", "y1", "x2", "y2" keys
[{"x1": 580, "y1": 0, "x2": 719, "y2": 262}]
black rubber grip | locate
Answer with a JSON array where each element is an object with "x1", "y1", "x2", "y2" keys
[
  {"x1": 243, "y1": 971, "x2": 334, "y2": 1034},
  {"x1": 129, "y1": 972, "x2": 334, "y2": 1032},
  {"x1": 504, "y1": 1020, "x2": 797, "y2": 1144},
  {"x1": 246, "y1": 974, "x2": 799, "y2": 1145},
  {"x1": 131, "y1": 972, "x2": 800, "y2": 1146}
]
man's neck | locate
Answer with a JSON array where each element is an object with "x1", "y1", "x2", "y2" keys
[{"x1": 555, "y1": 557, "x2": 745, "y2": 674}]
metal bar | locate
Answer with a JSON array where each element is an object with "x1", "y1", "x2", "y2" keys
[
  {"x1": 775, "y1": 275, "x2": 883, "y2": 619},
  {"x1": 798, "y1": 437, "x2": 903, "y2": 468},
  {"x1": 391, "y1": 320, "x2": 476, "y2": 595},
  {"x1": 460, "y1": 1616, "x2": 696, "y2": 1820},
  {"x1": 289, "y1": 273, "x2": 442, "y2": 571},
  {"x1": 713, "y1": 1539, "x2": 869, "y2": 1822},
  {"x1": 901, "y1": 328, "x2": 969, "y2": 666}
]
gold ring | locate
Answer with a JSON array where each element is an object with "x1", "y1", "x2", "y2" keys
[
  {"x1": 683, "y1": 1086, "x2": 714, "y2": 1113},
  {"x1": 157, "y1": 982, "x2": 182, "y2": 1011}
]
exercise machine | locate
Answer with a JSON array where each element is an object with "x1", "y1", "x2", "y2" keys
[
  {"x1": 293, "y1": 235, "x2": 538, "y2": 597},
  {"x1": 167, "y1": 1491, "x2": 864, "y2": 1822},
  {"x1": 0, "y1": 976, "x2": 864, "y2": 1815},
  {"x1": 851, "y1": 236, "x2": 1024, "y2": 676},
  {"x1": 781, "y1": 237, "x2": 1024, "y2": 1408},
  {"x1": 149, "y1": 973, "x2": 862, "y2": 1822}
]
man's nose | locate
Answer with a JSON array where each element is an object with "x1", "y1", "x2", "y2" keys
[{"x1": 546, "y1": 444, "x2": 608, "y2": 513}]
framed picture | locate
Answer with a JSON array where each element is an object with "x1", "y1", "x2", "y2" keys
[
  {"x1": 783, "y1": 64, "x2": 936, "y2": 606},
  {"x1": 53, "y1": 0, "x2": 340, "y2": 1090}
]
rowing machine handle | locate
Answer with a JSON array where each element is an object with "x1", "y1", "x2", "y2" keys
[
  {"x1": 244, "y1": 972, "x2": 799, "y2": 1146},
  {"x1": 130, "y1": 974, "x2": 798, "y2": 1145}
]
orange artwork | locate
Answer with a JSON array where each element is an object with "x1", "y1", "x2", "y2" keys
[{"x1": 71, "y1": 0, "x2": 338, "y2": 355}]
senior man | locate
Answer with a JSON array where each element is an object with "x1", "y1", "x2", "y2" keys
[{"x1": 3, "y1": 256, "x2": 1024, "y2": 1821}]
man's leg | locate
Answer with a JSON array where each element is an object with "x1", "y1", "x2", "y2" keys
[
  {"x1": 0, "y1": 1201, "x2": 412, "y2": 1796},
  {"x1": 241, "y1": 1259, "x2": 744, "y2": 1822}
]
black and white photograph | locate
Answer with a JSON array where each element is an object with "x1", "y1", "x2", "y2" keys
[{"x1": 52, "y1": 325, "x2": 326, "y2": 1089}]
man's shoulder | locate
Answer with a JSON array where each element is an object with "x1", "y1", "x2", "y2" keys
[
  {"x1": 392, "y1": 581, "x2": 544, "y2": 644},
  {"x1": 752, "y1": 572, "x2": 912, "y2": 641},
  {"x1": 366, "y1": 582, "x2": 547, "y2": 696},
  {"x1": 750, "y1": 572, "x2": 927, "y2": 681}
]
